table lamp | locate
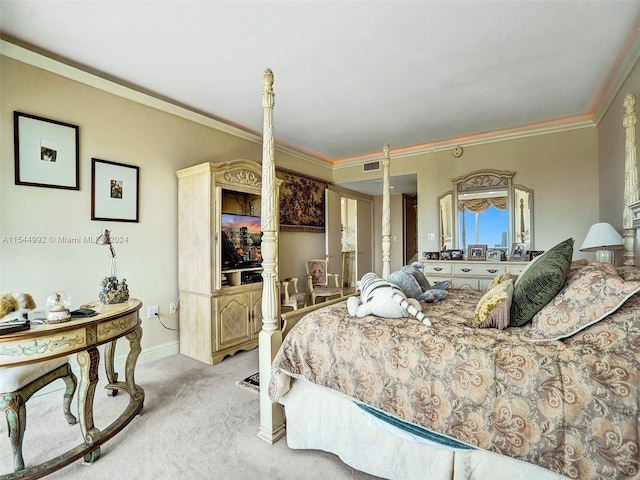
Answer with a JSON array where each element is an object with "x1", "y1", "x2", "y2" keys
[
  {"x1": 579, "y1": 222, "x2": 624, "y2": 264},
  {"x1": 96, "y1": 229, "x2": 129, "y2": 304}
]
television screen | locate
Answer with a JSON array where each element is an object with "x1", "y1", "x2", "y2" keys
[{"x1": 220, "y1": 213, "x2": 262, "y2": 270}]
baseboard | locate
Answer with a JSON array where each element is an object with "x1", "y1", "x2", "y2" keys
[{"x1": 34, "y1": 340, "x2": 180, "y2": 397}]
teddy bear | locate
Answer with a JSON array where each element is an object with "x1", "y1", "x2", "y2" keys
[
  {"x1": 346, "y1": 272, "x2": 432, "y2": 326},
  {"x1": 0, "y1": 292, "x2": 36, "y2": 323},
  {"x1": 388, "y1": 262, "x2": 450, "y2": 303}
]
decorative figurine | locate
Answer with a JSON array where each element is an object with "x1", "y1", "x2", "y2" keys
[{"x1": 99, "y1": 276, "x2": 129, "y2": 304}]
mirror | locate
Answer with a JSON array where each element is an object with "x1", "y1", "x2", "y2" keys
[
  {"x1": 438, "y1": 191, "x2": 453, "y2": 250},
  {"x1": 438, "y1": 170, "x2": 534, "y2": 257}
]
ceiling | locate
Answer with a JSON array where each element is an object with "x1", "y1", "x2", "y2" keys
[{"x1": 1, "y1": 1, "x2": 640, "y2": 196}]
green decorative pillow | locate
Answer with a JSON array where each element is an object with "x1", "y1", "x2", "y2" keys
[
  {"x1": 520, "y1": 262, "x2": 640, "y2": 341},
  {"x1": 474, "y1": 279, "x2": 513, "y2": 329},
  {"x1": 487, "y1": 272, "x2": 514, "y2": 292},
  {"x1": 510, "y1": 238, "x2": 574, "y2": 327}
]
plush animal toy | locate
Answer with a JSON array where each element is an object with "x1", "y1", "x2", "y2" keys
[
  {"x1": 388, "y1": 262, "x2": 449, "y2": 303},
  {"x1": 0, "y1": 292, "x2": 36, "y2": 322},
  {"x1": 347, "y1": 272, "x2": 432, "y2": 326}
]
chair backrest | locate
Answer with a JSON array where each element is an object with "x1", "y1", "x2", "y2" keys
[
  {"x1": 306, "y1": 259, "x2": 329, "y2": 287},
  {"x1": 281, "y1": 277, "x2": 305, "y2": 307}
]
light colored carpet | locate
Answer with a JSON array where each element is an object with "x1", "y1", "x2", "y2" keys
[{"x1": 1, "y1": 349, "x2": 379, "y2": 479}]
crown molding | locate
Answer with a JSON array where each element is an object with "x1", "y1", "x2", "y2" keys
[
  {"x1": 593, "y1": 28, "x2": 640, "y2": 124},
  {"x1": 0, "y1": 39, "x2": 326, "y2": 167},
  {"x1": 332, "y1": 119, "x2": 596, "y2": 169},
  {"x1": 0, "y1": 37, "x2": 620, "y2": 171}
]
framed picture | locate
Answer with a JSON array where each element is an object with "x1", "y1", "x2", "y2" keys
[
  {"x1": 468, "y1": 244, "x2": 487, "y2": 261},
  {"x1": 14, "y1": 111, "x2": 79, "y2": 190},
  {"x1": 510, "y1": 242, "x2": 528, "y2": 261},
  {"x1": 529, "y1": 250, "x2": 545, "y2": 260},
  {"x1": 449, "y1": 249, "x2": 464, "y2": 260},
  {"x1": 439, "y1": 250, "x2": 451, "y2": 260},
  {"x1": 423, "y1": 251, "x2": 440, "y2": 260},
  {"x1": 91, "y1": 158, "x2": 139, "y2": 222},
  {"x1": 487, "y1": 249, "x2": 503, "y2": 261}
]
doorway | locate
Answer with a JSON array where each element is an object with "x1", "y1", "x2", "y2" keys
[
  {"x1": 403, "y1": 194, "x2": 417, "y2": 264},
  {"x1": 326, "y1": 189, "x2": 373, "y2": 292}
]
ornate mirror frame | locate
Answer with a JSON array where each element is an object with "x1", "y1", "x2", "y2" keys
[{"x1": 438, "y1": 169, "x2": 534, "y2": 255}]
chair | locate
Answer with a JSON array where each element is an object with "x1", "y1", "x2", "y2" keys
[
  {"x1": 306, "y1": 259, "x2": 343, "y2": 305},
  {"x1": 1, "y1": 357, "x2": 77, "y2": 472},
  {"x1": 280, "y1": 277, "x2": 307, "y2": 312}
]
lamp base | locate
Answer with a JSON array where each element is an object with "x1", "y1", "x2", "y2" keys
[{"x1": 595, "y1": 250, "x2": 614, "y2": 264}]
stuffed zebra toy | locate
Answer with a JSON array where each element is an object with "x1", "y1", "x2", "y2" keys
[{"x1": 346, "y1": 272, "x2": 432, "y2": 326}]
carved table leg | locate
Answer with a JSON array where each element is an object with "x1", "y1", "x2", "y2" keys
[
  {"x1": 124, "y1": 326, "x2": 144, "y2": 412},
  {"x1": 5, "y1": 396, "x2": 26, "y2": 471},
  {"x1": 104, "y1": 340, "x2": 119, "y2": 397},
  {"x1": 76, "y1": 347, "x2": 102, "y2": 464},
  {"x1": 62, "y1": 370, "x2": 78, "y2": 425}
]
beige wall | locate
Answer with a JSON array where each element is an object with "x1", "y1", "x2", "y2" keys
[
  {"x1": 597, "y1": 56, "x2": 640, "y2": 263},
  {"x1": 337, "y1": 127, "x2": 600, "y2": 262},
  {"x1": 0, "y1": 54, "x2": 330, "y2": 361}
]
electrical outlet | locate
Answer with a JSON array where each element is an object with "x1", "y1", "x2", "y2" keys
[
  {"x1": 428, "y1": 233, "x2": 436, "y2": 241},
  {"x1": 169, "y1": 302, "x2": 177, "y2": 314},
  {"x1": 147, "y1": 305, "x2": 158, "y2": 319}
]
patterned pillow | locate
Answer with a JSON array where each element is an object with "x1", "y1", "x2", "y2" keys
[
  {"x1": 487, "y1": 272, "x2": 514, "y2": 291},
  {"x1": 617, "y1": 265, "x2": 640, "y2": 282},
  {"x1": 474, "y1": 279, "x2": 513, "y2": 329},
  {"x1": 510, "y1": 238, "x2": 574, "y2": 327},
  {"x1": 520, "y1": 262, "x2": 640, "y2": 341}
]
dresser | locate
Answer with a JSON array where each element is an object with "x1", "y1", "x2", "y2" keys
[{"x1": 420, "y1": 260, "x2": 529, "y2": 290}]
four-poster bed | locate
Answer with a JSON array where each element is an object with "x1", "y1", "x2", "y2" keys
[{"x1": 257, "y1": 69, "x2": 640, "y2": 480}]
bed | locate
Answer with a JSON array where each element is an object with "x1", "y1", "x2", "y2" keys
[{"x1": 256, "y1": 69, "x2": 640, "y2": 480}]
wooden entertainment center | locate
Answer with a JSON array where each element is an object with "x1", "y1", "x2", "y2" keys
[{"x1": 176, "y1": 160, "x2": 279, "y2": 365}]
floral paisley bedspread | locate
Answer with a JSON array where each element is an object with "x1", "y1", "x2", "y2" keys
[{"x1": 270, "y1": 289, "x2": 640, "y2": 479}]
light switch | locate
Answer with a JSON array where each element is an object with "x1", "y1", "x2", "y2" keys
[{"x1": 427, "y1": 233, "x2": 436, "y2": 241}]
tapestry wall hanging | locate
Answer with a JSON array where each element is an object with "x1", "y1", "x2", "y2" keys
[{"x1": 276, "y1": 167, "x2": 327, "y2": 233}]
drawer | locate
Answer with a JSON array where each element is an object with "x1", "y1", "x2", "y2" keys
[
  {"x1": 507, "y1": 263, "x2": 529, "y2": 275},
  {"x1": 422, "y1": 263, "x2": 452, "y2": 275},
  {"x1": 452, "y1": 278, "x2": 481, "y2": 290},
  {"x1": 453, "y1": 263, "x2": 506, "y2": 277}
]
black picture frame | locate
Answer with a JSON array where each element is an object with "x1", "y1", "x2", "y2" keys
[
  {"x1": 91, "y1": 158, "x2": 140, "y2": 222},
  {"x1": 14, "y1": 111, "x2": 79, "y2": 190},
  {"x1": 449, "y1": 249, "x2": 464, "y2": 260}
]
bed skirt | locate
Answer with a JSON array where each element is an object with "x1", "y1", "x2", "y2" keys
[{"x1": 279, "y1": 378, "x2": 567, "y2": 480}]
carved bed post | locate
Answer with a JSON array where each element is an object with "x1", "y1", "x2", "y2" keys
[
  {"x1": 381, "y1": 144, "x2": 391, "y2": 279},
  {"x1": 623, "y1": 93, "x2": 638, "y2": 266},
  {"x1": 258, "y1": 68, "x2": 285, "y2": 444}
]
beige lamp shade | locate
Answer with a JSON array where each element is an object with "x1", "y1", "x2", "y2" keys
[{"x1": 579, "y1": 222, "x2": 624, "y2": 264}]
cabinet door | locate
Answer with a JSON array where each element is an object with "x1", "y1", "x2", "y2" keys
[
  {"x1": 251, "y1": 291, "x2": 263, "y2": 338},
  {"x1": 215, "y1": 293, "x2": 252, "y2": 349}
]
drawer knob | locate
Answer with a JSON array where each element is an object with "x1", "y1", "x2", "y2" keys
[
  {"x1": 461, "y1": 268, "x2": 471, "y2": 273},
  {"x1": 487, "y1": 269, "x2": 499, "y2": 274},
  {"x1": 434, "y1": 267, "x2": 443, "y2": 272}
]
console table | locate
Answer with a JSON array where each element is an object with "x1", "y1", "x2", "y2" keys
[
  {"x1": 0, "y1": 299, "x2": 143, "y2": 480},
  {"x1": 420, "y1": 260, "x2": 529, "y2": 290}
]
